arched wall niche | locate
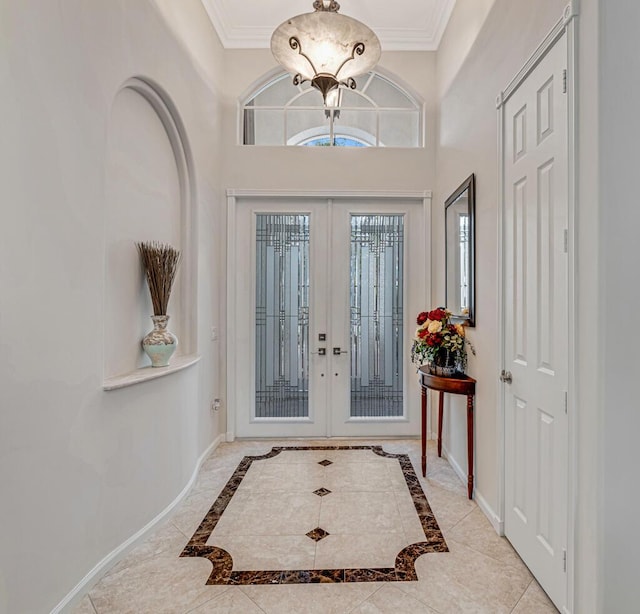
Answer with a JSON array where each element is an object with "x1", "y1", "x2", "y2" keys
[{"x1": 103, "y1": 76, "x2": 197, "y2": 384}]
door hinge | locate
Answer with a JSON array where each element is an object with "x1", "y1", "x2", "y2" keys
[
  {"x1": 564, "y1": 391, "x2": 568, "y2": 414},
  {"x1": 563, "y1": 549, "x2": 567, "y2": 573},
  {"x1": 562, "y1": 69, "x2": 567, "y2": 94},
  {"x1": 563, "y1": 229, "x2": 568, "y2": 253}
]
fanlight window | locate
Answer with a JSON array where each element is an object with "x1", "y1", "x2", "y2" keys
[{"x1": 242, "y1": 71, "x2": 423, "y2": 147}]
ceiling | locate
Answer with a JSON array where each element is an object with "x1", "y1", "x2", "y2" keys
[{"x1": 201, "y1": 0, "x2": 456, "y2": 51}]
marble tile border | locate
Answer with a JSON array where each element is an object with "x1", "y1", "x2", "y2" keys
[{"x1": 180, "y1": 446, "x2": 448, "y2": 585}]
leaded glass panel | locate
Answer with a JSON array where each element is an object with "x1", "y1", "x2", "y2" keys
[
  {"x1": 255, "y1": 215, "x2": 310, "y2": 418},
  {"x1": 350, "y1": 215, "x2": 404, "y2": 417}
]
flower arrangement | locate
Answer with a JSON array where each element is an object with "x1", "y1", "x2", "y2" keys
[{"x1": 411, "y1": 307, "x2": 475, "y2": 374}]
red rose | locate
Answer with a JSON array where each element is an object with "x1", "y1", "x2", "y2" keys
[
  {"x1": 417, "y1": 328, "x2": 428, "y2": 339},
  {"x1": 426, "y1": 333, "x2": 442, "y2": 346},
  {"x1": 428, "y1": 308, "x2": 447, "y2": 321},
  {"x1": 416, "y1": 311, "x2": 429, "y2": 325}
]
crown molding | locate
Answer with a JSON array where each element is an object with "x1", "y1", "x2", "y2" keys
[{"x1": 201, "y1": 0, "x2": 455, "y2": 52}]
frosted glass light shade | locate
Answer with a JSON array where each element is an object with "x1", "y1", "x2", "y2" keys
[{"x1": 271, "y1": 2, "x2": 381, "y2": 102}]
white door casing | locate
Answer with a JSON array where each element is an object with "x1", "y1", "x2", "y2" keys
[
  {"x1": 227, "y1": 191, "x2": 430, "y2": 440},
  {"x1": 500, "y1": 28, "x2": 570, "y2": 612}
]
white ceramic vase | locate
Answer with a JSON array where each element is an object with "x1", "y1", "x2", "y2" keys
[{"x1": 142, "y1": 315, "x2": 177, "y2": 367}]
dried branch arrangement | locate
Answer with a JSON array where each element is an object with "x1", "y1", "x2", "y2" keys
[{"x1": 136, "y1": 241, "x2": 181, "y2": 316}]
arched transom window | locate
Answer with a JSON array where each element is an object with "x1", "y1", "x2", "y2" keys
[{"x1": 242, "y1": 70, "x2": 424, "y2": 147}]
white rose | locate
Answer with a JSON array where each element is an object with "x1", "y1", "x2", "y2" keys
[{"x1": 427, "y1": 321, "x2": 442, "y2": 333}]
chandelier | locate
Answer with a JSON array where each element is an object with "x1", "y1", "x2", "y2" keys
[{"x1": 270, "y1": 0, "x2": 381, "y2": 105}]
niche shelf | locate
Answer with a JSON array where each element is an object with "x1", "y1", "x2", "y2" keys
[{"x1": 103, "y1": 354, "x2": 200, "y2": 391}]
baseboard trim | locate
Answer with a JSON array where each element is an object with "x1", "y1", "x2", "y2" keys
[
  {"x1": 441, "y1": 443, "x2": 503, "y2": 536},
  {"x1": 440, "y1": 442, "x2": 467, "y2": 487},
  {"x1": 474, "y1": 489, "x2": 504, "y2": 535},
  {"x1": 51, "y1": 433, "x2": 225, "y2": 614}
]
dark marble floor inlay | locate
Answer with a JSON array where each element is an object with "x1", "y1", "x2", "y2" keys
[
  {"x1": 318, "y1": 459, "x2": 333, "y2": 466},
  {"x1": 313, "y1": 487, "x2": 332, "y2": 497},
  {"x1": 181, "y1": 445, "x2": 448, "y2": 586},
  {"x1": 306, "y1": 527, "x2": 330, "y2": 542}
]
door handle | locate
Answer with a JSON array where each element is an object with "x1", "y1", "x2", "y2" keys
[
  {"x1": 500, "y1": 370, "x2": 513, "y2": 384},
  {"x1": 333, "y1": 347, "x2": 348, "y2": 355},
  {"x1": 312, "y1": 348, "x2": 326, "y2": 356}
]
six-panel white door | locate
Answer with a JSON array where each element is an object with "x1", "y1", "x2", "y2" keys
[{"x1": 502, "y1": 33, "x2": 569, "y2": 610}]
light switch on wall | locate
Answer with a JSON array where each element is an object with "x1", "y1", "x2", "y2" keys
[{"x1": 210, "y1": 326, "x2": 218, "y2": 341}]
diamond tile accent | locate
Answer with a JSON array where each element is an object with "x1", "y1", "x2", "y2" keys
[
  {"x1": 313, "y1": 487, "x2": 332, "y2": 497},
  {"x1": 318, "y1": 459, "x2": 333, "y2": 466},
  {"x1": 306, "y1": 527, "x2": 330, "y2": 542}
]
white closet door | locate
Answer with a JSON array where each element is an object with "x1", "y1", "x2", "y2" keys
[{"x1": 502, "y1": 33, "x2": 569, "y2": 610}]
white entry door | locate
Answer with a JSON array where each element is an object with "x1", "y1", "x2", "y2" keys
[
  {"x1": 229, "y1": 196, "x2": 426, "y2": 439},
  {"x1": 502, "y1": 33, "x2": 568, "y2": 609}
]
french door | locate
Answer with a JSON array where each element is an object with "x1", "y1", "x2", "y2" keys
[{"x1": 228, "y1": 195, "x2": 427, "y2": 439}]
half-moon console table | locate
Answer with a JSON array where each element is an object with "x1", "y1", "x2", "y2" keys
[{"x1": 419, "y1": 367, "x2": 476, "y2": 499}]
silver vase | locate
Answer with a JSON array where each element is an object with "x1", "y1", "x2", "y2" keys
[
  {"x1": 142, "y1": 315, "x2": 177, "y2": 367},
  {"x1": 428, "y1": 350, "x2": 458, "y2": 377}
]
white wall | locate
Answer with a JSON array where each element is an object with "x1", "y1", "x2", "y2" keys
[
  {"x1": 436, "y1": 0, "x2": 496, "y2": 98},
  {"x1": 0, "y1": 1, "x2": 225, "y2": 612},
  {"x1": 573, "y1": 1, "x2": 600, "y2": 610},
  {"x1": 599, "y1": 1, "x2": 640, "y2": 610},
  {"x1": 435, "y1": 0, "x2": 567, "y2": 525}
]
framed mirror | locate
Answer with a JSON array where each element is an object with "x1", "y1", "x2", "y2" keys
[{"x1": 445, "y1": 174, "x2": 475, "y2": 326}]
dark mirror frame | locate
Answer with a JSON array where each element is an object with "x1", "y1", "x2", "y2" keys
[{"x1": 445, "y1": 174, "x2": 476, "y2": 327}]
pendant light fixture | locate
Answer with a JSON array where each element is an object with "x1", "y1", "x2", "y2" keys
[{"x1": 271, "y1": 0, "x2": 381, "y2": 105}]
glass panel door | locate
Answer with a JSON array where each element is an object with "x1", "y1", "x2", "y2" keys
[
  {"x1": 232, "y1": 199, "x2": 328, "y2": 439},
  {"x1": 329, "y1": 200, "x2": 423, "y2": 438},
  {"x1": 231, "y1": 197, "x2": 425, "y2": 439}
]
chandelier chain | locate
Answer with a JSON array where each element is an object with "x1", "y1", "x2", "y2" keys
[{"x1": 313, "y1": 0, "x2": 340, "y2": 12}]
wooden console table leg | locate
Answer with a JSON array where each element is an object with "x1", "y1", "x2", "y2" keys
[
  {"x1": 421, "y1": 385, "x2": 427, "y2": 477},
  {"x1": 437, "y1": 391, "x2": 444, "y2": 458},
  {"x1": 467, "y1": 394, "x2": 474, "y2": 499}
]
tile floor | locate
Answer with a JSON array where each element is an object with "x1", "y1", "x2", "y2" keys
[
  {"x1": 72, "y1": 439, "x2": 558, "y2": 613},
  {"x1": 180, "y1": 445, "x2": 446, "y2": 585}
]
